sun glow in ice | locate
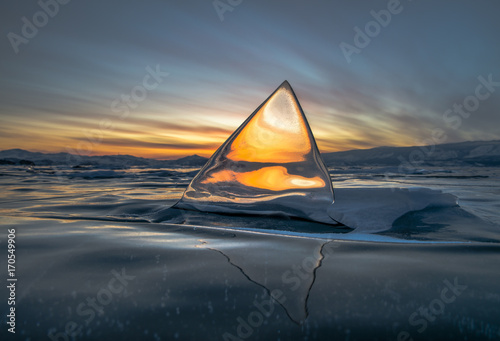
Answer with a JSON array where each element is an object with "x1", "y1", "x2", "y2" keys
[
  {"x1": 201, "y1": 166, "x2": 325, "y2": 191},
  {"x1": 227, "y1": 87, "x2": 311, "y2": 163}
]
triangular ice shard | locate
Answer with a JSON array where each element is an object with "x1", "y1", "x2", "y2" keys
[{"x1": 174, "y1": 81, "x2": 336, "y2": 224}]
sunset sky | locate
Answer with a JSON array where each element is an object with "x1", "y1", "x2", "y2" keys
[{"x1": 1, "y1": 0, "x2": 499, "y2": 159}]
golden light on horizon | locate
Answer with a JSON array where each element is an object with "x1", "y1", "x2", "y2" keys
[{"x1": 0, "y1": 87, "x2": 422, "y2": 160}]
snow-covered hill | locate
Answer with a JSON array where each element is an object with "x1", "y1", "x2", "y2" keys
[{"x1": 322, "y1": 140, "x2": 500, "y2": 167}]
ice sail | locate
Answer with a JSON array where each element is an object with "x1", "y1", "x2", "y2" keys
[{"x1": 174, "y1": 81, "x2": 337, "y2": 224}]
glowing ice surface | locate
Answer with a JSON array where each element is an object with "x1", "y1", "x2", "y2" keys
[{"x1": 174, "y1": 81, "x2": 337, "y2": 224}]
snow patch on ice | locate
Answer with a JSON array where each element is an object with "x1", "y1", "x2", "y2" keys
[{"x1": 328, "y1": 187, "x2": 458, "y2": 232}]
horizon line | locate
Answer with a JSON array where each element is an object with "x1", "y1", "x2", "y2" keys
[{"x1": 1, "y1": 138, "x2": 499, "y2": 161}]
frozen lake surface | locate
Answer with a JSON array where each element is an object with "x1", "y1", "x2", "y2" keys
[{"x1": 1, "y1": 165, "x2": 499, "y2": 340}]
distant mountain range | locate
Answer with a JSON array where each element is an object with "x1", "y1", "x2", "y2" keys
[
  {"x1": 1, "y1": 140, "x2": 499, "y2": 168},
  {"x1": 322, "y1": 140, "x2": 500, "y2": 167},
  {"x1": 0, "y1": 149, "x2": 209, "y2": 168}
]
